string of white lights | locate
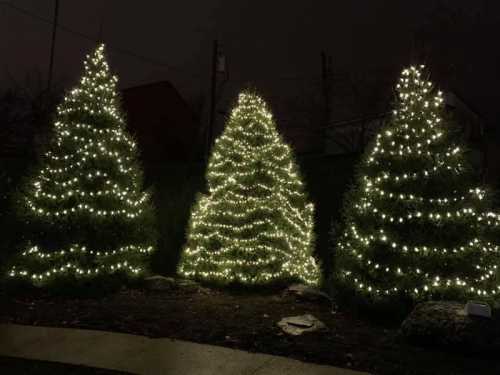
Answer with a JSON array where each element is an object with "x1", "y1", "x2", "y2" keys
[
  {"x1": 7, "y1": 44, "x2": 154, "y2": 285},
  {"x1": 179, "y1": 92, "x2": 319, "y2": 286},
  {"x1": 335, "y1": 65, "x2": 500, "y2": 300}
]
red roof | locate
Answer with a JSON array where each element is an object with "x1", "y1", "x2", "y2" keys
[{"x1": 121, "y1": 81, "x2": 201, "y2": 163}]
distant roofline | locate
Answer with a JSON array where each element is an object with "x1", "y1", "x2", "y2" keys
[
  {"x1": 323, "y1": 87, "x2": 484, "y2": 131},
  {"x1": 445, "y1": 89, "x2": 483, "y2": 121},
  {"x1": 120, "y1": 80, "x2": 196, "y2": 123}
]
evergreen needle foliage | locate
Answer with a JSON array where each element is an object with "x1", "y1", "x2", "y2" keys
[
  {"x1": 334, "y1": 65, "x2": 499, "y2": 302},
  {"x1": 7, "y1": 44, "x2": 156, "y2": 286},
  {"x1": 179, "y1": 91, "x2": 320, "y2": 286}
]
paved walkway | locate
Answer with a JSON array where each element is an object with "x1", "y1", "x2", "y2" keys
[{"x1": 0, "y1": 324, "x2": 369, "y2": 375}]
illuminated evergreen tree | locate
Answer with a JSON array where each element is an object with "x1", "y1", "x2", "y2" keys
[
  {"x1": 179, "y1": 91, "x2": 320, "y2": 285},
  {"x1": 335, "y1": 65, "x2": 499, "y2": 302},
  {"x1": 7, "y1": 44, "x2": 155, "y2": 285}
]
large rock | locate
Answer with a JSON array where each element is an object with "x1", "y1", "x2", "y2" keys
[
  {"x1": 400, "y1": 301, "x2": 500, "y2": 353},
  {"x1": 176, "y1": 278, "x2": 199, "y2": 292},
  {"x1": 144, "y1": 276, "x2": 177, "y2": 291},
  {"x1": 285, "y1": 284, "x2": 332, "y2": 304},
  {"x1": 145, "y1": 276, "x2": 200, "y2": 292}
]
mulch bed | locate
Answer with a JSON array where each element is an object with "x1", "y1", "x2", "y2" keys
[{"x1": 0, "y1": 284, "x2": 498, "y2": 375}]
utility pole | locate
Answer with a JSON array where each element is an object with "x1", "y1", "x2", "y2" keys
[
  {"x1": 47, "y1": 0, "x2": 60, "y2": 91},
  {"x1": 321, "y1": 51, "x2": 333, "y2": 128},
  {"x1": 206, "y1": 39, "x2": 219, "y2": 159},
  {"x1": 320, "y1": 51, "x2": 333, "y2": 151}
]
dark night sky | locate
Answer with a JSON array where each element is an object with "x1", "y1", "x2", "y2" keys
[{"x1": 1, "y1": 1, "x2": 499, "y2": 126}]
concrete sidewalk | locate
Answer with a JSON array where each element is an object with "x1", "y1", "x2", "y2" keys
[{"x1": 0, "y1": 324, "x2": 369, "y2": 375}]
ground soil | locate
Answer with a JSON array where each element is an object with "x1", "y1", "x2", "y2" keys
[{"x1": 0, "y1": 284, "x2": 498, "y2": 375}]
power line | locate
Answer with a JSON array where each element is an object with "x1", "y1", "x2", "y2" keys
[
  {"x1": 1, "y1": 2, "x2": 201, "y2": 79},
  {"x1": 2, "y1": 2, "x2": 330, "y2": 85}
]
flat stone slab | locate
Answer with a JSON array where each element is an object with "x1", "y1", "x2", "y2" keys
[
  {"x1": 278, "y1": 314, "x2": 327, "y2": 335},
  {"x1": 0, "y1": 324, "x2": 369, "y2": 375}
]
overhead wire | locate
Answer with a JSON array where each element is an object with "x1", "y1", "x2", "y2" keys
[
  {"x1": 1, "y1": 1, "x2": 201, "y2": 79},
  {"x1": 1, "y1": 2, "x2": 327, "y2": 84}
]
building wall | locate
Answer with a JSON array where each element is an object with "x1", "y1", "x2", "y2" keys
[
  {"x1": 121, "y1": 81, "x2": 202, "y2": 166},
  {"x1": 324, "y1": 91, "x2": 487, "y2": 177}
]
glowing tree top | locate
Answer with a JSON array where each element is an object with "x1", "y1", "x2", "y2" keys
[
  {"x1": 8, "y1": 44, "x2": 155, "y2": 285},
  {"x1": 335, "y1": 65, "x2": 499, "y2": 301},
  {"x1": 179, "y1": 91, "x2": 320, "y2": 286}
]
